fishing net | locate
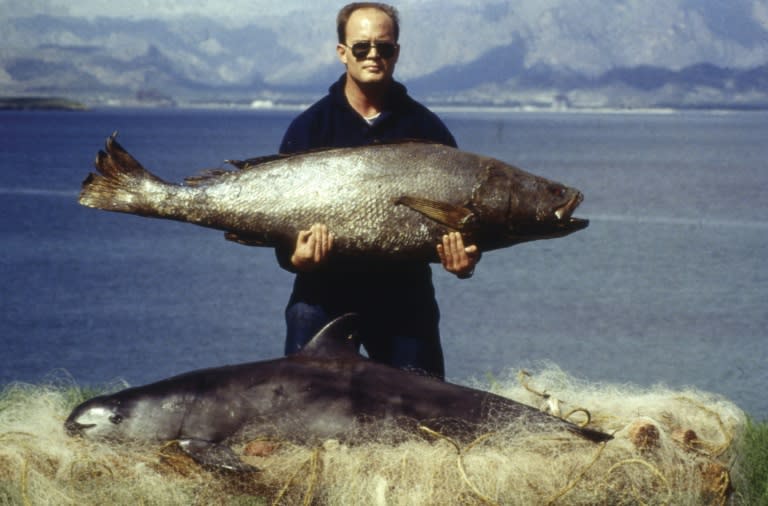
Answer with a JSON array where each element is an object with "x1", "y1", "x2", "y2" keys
[{"x1": 0, "y1": 364, "x2": 746, "y2": 505}]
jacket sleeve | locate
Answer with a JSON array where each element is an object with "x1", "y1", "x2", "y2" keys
[
  {"x1": 279, "y1": 117, "x2": 312, "y2": 154},
  {"x1": 418, "y1": 106, "x2": 458, "y2": 148},
  {"x1": 275, "y1": 244, "x2": 298, "y2": 273}
]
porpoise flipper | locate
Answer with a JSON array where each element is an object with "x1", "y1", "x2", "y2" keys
[{"x1": 178, "y1": 439, "x2": 260, "y2": 473}]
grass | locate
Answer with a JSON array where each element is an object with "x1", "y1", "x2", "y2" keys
[
  {"x1": 733, "y1": 417, "x2": 768, "y2": 505},
  {"x1": 1, "y1": 368, "x2": 764, "y2": 505}
]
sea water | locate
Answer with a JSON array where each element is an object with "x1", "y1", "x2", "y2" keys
[{"x1": 1, "y1": 108, "x2": 766, "y2": 418}]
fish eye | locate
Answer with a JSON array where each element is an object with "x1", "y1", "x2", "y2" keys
[
  {"x1": 109, "y1": 414, "x2": 123, "y2": 425},
  {"x1": 549, "y1": 185, "x2": 566, "y2": 198}
]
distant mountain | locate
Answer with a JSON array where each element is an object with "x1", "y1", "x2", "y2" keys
[
  {"x1": 0, "y1": 14, "x2": 284, "y2": 105},
  {"x1": 2, "y1": 2, "x2": 767, "y2": 109},
  {"x1": 409, "y1": 53, "x2": 768, "y2": 110}
]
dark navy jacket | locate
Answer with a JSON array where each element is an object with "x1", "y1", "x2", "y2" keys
[
  {"x1": 280, "y1": 74, "x2": 456, "y2": 153},
  {"x1": 277, "y1": 74, "x2": 457, "y2": 316}
]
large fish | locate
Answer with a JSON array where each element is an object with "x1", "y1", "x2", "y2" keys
[
  {"x1": 78, "y1": 134, "x2": 587, "y2": 260},
  {"x1": 65, "y1": 314, "x2": 612, "y2": 472}
]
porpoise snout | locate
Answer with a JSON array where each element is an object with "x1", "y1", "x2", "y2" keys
[{"x1": 64, "y1": 416, "x2": 94, "y2": 437}]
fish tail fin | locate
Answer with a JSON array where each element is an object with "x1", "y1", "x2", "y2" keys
[{"x1": 79, "y1": 133, "x2": 169, "y2": 214}]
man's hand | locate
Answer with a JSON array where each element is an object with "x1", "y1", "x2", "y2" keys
[
  {"x1": 437, "y1": 232, "x2": 480, "y2": 279},
  {"x1": 291, "y1": 224, "x2": 334, "y2": 271}
]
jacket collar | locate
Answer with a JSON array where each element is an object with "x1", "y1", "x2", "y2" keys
[{"x1": 329, "y1": 74, "x2": 410, "y2": 113}]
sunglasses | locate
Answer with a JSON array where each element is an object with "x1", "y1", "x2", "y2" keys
[{"x1": 343, "y1": 41, "x2": 398, "y2": 60}]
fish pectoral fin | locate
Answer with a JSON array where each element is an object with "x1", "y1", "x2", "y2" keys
[
  {"x1": 395, "y1": 196, "x2": 475, "y2": 231},
  {"x1": 224, "y1": 232, "x2": 268, "y2": 247},
  {"x1": 178, "y1": 439, "x2": 260, "y2": 473}
]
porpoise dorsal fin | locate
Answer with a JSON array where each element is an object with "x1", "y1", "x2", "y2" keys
[{"x1": 299, "y1": 313, "x2": 362, "y2": 359}]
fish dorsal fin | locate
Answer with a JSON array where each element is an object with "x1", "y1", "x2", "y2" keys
[
  {"x1": 187, "y1": 141, "x2": 445, "y2": 186},
  {"x1": 225, "y1": 154, "x2": 289, "y2": 170},
  {"x1": 299, "y1": 314, "x2": 362, "y2": 359},
  {"x1": 183, "y1": 155, "x2": 290, "y2": 187},
  {"x1": 276, "y1": 139, "x2": 442, "y2": 159}
]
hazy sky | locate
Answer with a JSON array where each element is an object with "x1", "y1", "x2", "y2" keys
[
  {"x1": 4, "y1": 0, "x2": 766, "y2": 75},
  {"x1": 7, "y1": 0, "x2": 768, "y2": 32},
  {"x1": 4, "y1": 0, "x2": 456, "y2": 21}
]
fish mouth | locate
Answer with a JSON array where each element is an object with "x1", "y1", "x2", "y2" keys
[
  {"x1": 562, "y1": 216, "x2": 589, "y2": 231},
  {"x1": 553, "y1": 193, "x2": 589, "y2": 231},
  {"x1": 554, "y1": 193, "x2": 582, "y2": 221}
]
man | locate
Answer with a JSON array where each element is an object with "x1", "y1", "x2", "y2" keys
[{"x1": 277, "y1": 2, "x2": 479, "y2": 379}]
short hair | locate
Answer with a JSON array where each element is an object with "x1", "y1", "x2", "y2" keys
[{"x1": 336, "y1": 3, "x2": 400, "y2": 43}]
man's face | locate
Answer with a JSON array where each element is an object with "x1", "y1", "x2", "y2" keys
[{"x1": 337, "y1": 8, "x2": 399, "y2": 86}]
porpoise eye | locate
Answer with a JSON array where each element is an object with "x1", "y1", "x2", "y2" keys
[{"x1": 109, "y1": 414, "x2": 123, "y2": 425}]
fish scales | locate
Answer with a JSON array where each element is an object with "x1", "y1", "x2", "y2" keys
[
  {"x1": 259, "y1": 144, "x2": 478, "y2": 256},
  {"x1": 79, "y1": 135, "x2": 588, "y2": 261}
]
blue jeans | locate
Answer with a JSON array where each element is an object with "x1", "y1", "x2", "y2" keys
[{"x1": 285, "y1": 301, "x2": 445, "y2": 380}]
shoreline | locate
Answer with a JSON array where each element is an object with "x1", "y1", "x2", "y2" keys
[
  {"x1": 4, "y1": 95, "x2": 768, "y2": 115},
  {"x1": 0, "y1": 97, "x2": 88, "y2": 111}
]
